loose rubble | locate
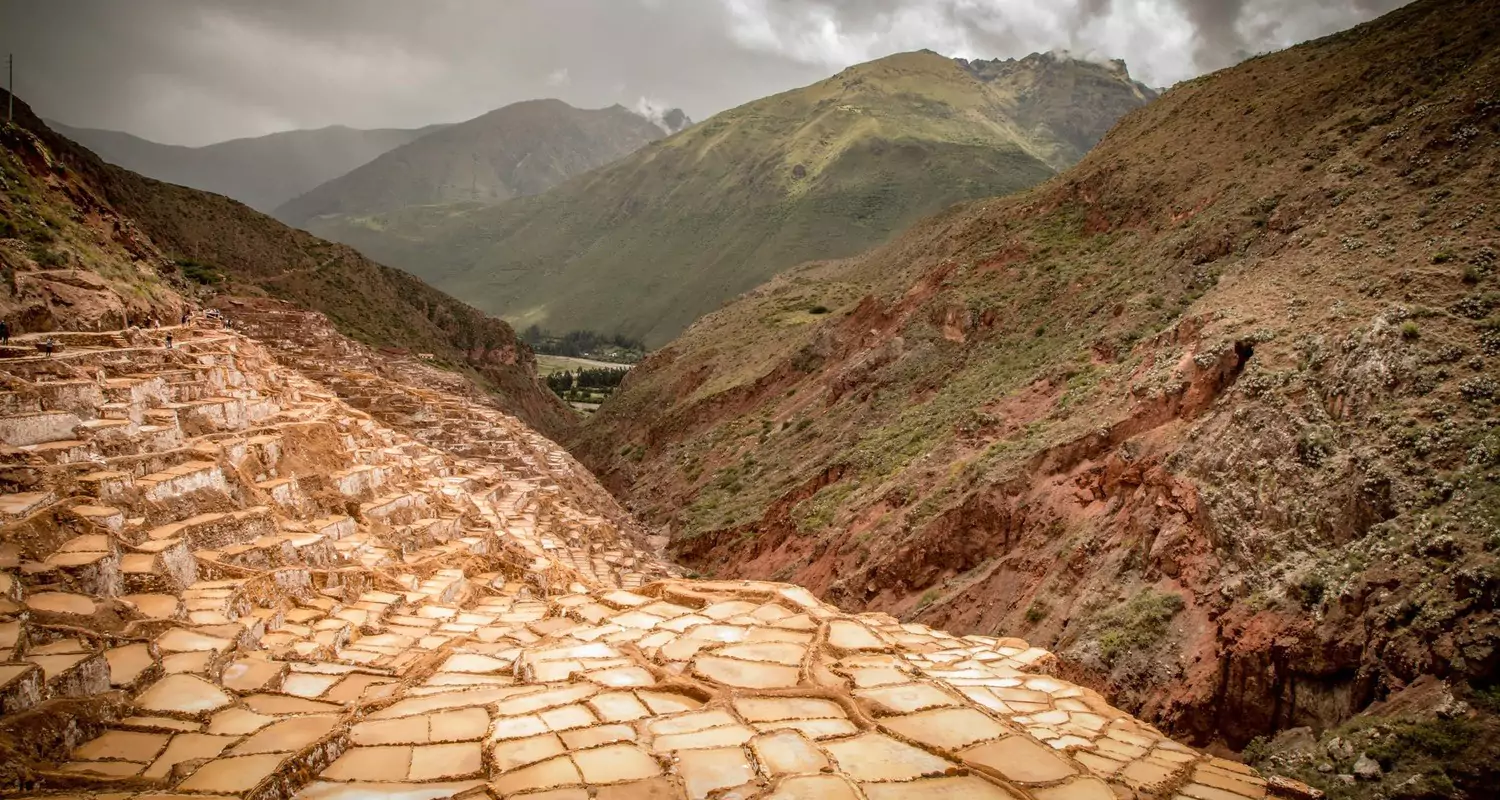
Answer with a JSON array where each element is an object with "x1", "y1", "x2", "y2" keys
[{"x1": 0, "y1": 318, "x2": 1309, "y2": 799}]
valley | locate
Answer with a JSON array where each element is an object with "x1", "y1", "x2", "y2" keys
[
  {"x1": 307, "y1": 50, "x2": 1157, "y2": 346},
  {"x1": 1, "y1": 0, "x2": 1495, "y2": 796},
  {"x1": 0, "y1": 88, "x2": 1301, "y2": 800},
  {"x1": 536, "y1": 356, "x2": 633, "y2": 378}
]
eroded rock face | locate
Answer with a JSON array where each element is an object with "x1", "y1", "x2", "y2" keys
[{"x1": 0, "y1": 319, "x2": 1308, "y2": 799}]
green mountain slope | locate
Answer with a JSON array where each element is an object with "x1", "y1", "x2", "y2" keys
[
  {"x1": 309, "y1": 50, "x2": 1157, "y2": 347},
  {"x1": 6, "y1": 93, "x2": 573, "y2": 439},
  {"x1": 275, "y1": 100, "x2": 677, "y2": 226},
  {"x1": 573, "y1": 0, "x2": 1500, "y2": 787},
  {"x1": 46, "y1": 121, "x2": 444, "y2": 213}
]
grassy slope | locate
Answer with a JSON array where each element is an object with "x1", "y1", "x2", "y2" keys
[
  {"x1": 274, "y1": 100, "x2": 667, "y2": 225},
  {"x1": 0, "y1": 124, "x2": 187, "y2": 329},
  {"x1": 576, "y1": 0, "x2": 1500, "y2": 789},
  {"x1": 310, "y1": 51, "x2": 1155, "y2": 346},
  {"x1": 4, "y1": 92, "x2": 575, "y2": 439}
]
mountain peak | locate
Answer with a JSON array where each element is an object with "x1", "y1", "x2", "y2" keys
[
  {"x1": 274, "y1": 97, "x2": 670, "y2": 225},
  {"x1": 656, "y1": 108, "x2": 692, "y2": 135},
  {"x1": 837, "y1": 49, "x2": 960, "y2": 78},
  {"x1": 630, "y1": 99, "x2": 694, "y2": 135},
  {"x1": 956, "y1": 50, "x2": 1139, "y2": 83}
]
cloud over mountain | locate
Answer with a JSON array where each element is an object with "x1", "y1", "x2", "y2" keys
[{"x1": 0, "y1": 0, "x2": 1407, "y2": 145}]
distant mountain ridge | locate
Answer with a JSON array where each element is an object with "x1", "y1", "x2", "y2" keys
[
  {"x1": 274, "y1": 99, "x2": 685, "y2": 226},
  {"x1": 46, "y1": 121, "x2": 446, "y2": 213},
  {"x1": 307, "y1": 50, "x2": 1157, "y2": 346}
]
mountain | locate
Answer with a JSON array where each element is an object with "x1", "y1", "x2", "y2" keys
[
  {"x1": 656, "y1": 107, "x2": 693, "y2": 134},
  {"x1": 46, "y1": 121, "x2": 444, "y2": 213},
  {"x1": 273, "y1": 100, "x2": 679, "y2": 226},
  {"x1": 4, "y1": 92, "x2": 573, "y2": 438},
  {"x1": 574, "y1": 0, "x2": 1500, "y2": 792},
  {"x1": 307, "y1": 51, "x2": 1157, "y2": 347}
]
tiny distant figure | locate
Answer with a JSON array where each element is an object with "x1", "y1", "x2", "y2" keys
[
  {"x1": 151, "y1": 317, "x2": 160, "y2": 329},
  {"x1": 165, "y1": 332, "x2": 173, "y2": 349},
  {"x1": 43, "y1": 338, "x2": 56, "y2": 358},
  {"x1": 0, "y1": 320, "x2": 9, "y2": 344},
  {"x1": 181, "y1": 311, "x2": 190, "y2": 326}
]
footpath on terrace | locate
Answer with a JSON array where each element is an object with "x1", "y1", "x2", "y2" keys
[{"x1": 0, "y1": 307, "x2": 1312, "y2": 800}]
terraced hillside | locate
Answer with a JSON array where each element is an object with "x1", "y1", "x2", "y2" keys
[
  {"x1": 312, "y1": 51, "x2": 1156, "y2": 346},
  {"x1": 0, "y1": 253, "x2": 1311, "y2": 799},
  {"x1": 1, "y1": 93, "x2": 574, "y2": 439},
  {"x1": 576, "y1": 0, "x2": 1500, "y2": 793}
]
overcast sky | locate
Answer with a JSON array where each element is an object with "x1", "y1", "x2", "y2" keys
[{"x1": 1, "y1": 0, "x2": 1407, "y2": 147}]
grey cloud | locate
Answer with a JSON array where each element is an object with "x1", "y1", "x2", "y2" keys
[
  {"x1": 1176, "y1": 0, "x2": 1252, "y2": 67},
  {"x1": 717, "y1": 0, "x2": 1413, "y2": 87},
  {"x1": 0, "y1": 0, "x2": 1408, "y2": 146}
]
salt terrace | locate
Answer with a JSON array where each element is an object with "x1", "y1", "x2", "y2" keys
[{"x1": 0, "y1": 311, "x2": 1310, "y2": 800}]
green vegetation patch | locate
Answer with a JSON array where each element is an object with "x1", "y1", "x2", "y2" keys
[
  {"x1": 177, "y1": 258, "x2": 225, "y2": 285},
  {"x1": 1366, "y1": 717, "x2": 1478, "y2": 767},
  {"x1": 1088, "y1": 589, "x2": 1185, "y2": 665},
  {"x1": 1251, "y1": 708, "x2": 1500, "y2": 800},
  {"x1": 523, "y1": 327, "x2": 645, "y2": 363},
  {"x1": 792, "y1": 481, "x2": 857, "y2": 534}
]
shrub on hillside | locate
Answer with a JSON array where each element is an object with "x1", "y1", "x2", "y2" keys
[
  {"x1": 1089, "y1": 589, "x2": 1185, "y2": 665},
  {"x1": 177, "y1": 259, "x2": 224, "y2": 285}
]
